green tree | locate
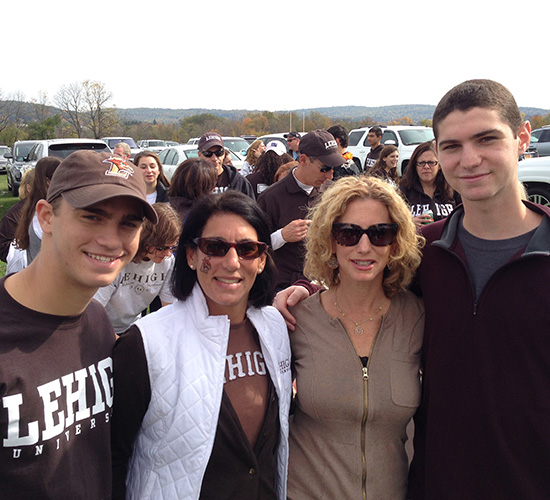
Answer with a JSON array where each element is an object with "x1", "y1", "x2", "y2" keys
[{"x1": 27, "y1": 115, "x2": 62, "y2": 140}]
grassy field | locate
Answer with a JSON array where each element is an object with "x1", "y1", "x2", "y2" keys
[{"x1": 0, "y1": 173, "x2": 19, "y2": 277}]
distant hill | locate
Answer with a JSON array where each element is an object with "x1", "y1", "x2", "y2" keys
[
  {"x1": 2, "y1": 100, "x2": 549, "y2": 126},
  {"x1": 118, "y1": 105, "x2": 550, "y2": 124}
]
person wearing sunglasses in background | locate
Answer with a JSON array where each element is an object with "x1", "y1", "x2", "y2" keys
[
  {"x1": 283, "y1": 131, "x2": 301, "y2": 160},
  {"x1": 198, "y1": 132, "x2": 255, "y2": 198},
  {"x1": 93, "y1": 203, "x2": 181, "y2": 335},
  {"x1": 257, "y1": 130, "x2": 341, "y2": 291},
  {"x1": 285, "y1": 176, "x2": 424, "y2": 500},
  {"x1": 399, "y1": 141, "x2": 460, "y2": 229},
  {"x1": 111, "y1": 191, "x2": 292, "y2": 500}
]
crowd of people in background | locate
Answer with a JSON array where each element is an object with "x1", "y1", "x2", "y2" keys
[{"x1": 1, "y1": 78, "x2": 549, "y2": 500}]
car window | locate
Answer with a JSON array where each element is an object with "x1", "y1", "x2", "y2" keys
[
  {"x1": 381, "y1": 131, "x2": 398, "y2": 145},
  {"x1": 148, "y1": 140, "x2": 167, "y2": 148},
  {"x1": 398, "y1": 129, "x2": 434, "y2": 146},
  {"x1": 223, "y1": 139, "x2": 250, "y2": 154},
  {"x1": 48, "y1": 143, "x2": 111, "y2": 159},
  {"x1": 531, "y1": 130, "x2": 543, "y2": 143},
  {"x1": 15, "y1": 143, "x2": 35, "y2": 161},
  {"x1": 165, "y1": 149, "x2": 177, "y2": 165},
  {"x1": 539, "y1": 130, "x2": 550, "y2": 143},
  {"x1": 27, "y1": 144, "x2": 39, "y2": 161},
  {"x1": 185, "y1": 149, "x2": 200, "y2": 159},
  {"x1": 349, "y1": 131, "x2": 365, "y2": 147}
]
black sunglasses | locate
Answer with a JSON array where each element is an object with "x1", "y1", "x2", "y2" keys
[
  {"x1": 201, "y1": 149, "x2": 225, "y2": 158},
  {"x1": 192, "y1": 237, "x2": 267, "y2": 259},
  {"x1": 332, "y1": 222, "x2": 398, "y2": 247}
]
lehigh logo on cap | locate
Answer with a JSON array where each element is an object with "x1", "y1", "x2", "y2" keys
[
  {"x1": 325, "y1": 140, "x2": 337, "y2": 150},
  {"x1": 104, "y1": 156, "x2": 134, "y2": 179}
]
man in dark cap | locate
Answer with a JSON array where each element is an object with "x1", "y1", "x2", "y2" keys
[
  {"x1": 284, "y1": 131, "x2": 301, "y2": 160},
  {"x1": 0, "y1": 151, "x2": 156, "y2": 499},
  {"x1": 197, "y1": 132, "x2": 254, "y2": 198},
  {"x1": 258, "y1": 129, "x2": 342, "y2": 290}
]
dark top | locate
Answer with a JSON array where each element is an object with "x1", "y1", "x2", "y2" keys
[
  {"x1": 400, "y1": 182, "x2": 460, "y2": 222},
  {"x1": 155, "y1": 181, "x2": 169, "y2": 203},
  {"x1": 0, "y1": 278, "x2": 115, "y2": 500},
  {"x1": 365, "y1": 144, "x2": 383, "y2": 170},
  {"x1": 257, "y1": 172, "x2": 319, "y2": 290},
  {"x1": 0, "y1": 199, "x2": 24, "y2": 262},
  {"x1": 409, "y1": 202, "x2": 550, "y2": 499},
  {"x1": 213, "y1": 164, "x2": 255, "y2": 198},
  {"x1": 111, "y1": 323, "x2": 280, "y2": 500}
]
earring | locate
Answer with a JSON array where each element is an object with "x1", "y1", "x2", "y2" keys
[
  {"x1": 327, "y1": 255, "x2": 339, "y2": 269},
  {"x1": 190, "y1": 264, "x2": 195, "y2": 270},
  {"x1": 258, "y1": 267, "x2": 264, "y2": 274}
]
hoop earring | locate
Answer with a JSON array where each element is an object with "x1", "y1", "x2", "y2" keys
[{"x1": 327, "y1": 255, "x2": 339, "y2": 269}]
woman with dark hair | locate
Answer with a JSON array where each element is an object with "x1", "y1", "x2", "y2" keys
[
  {"x1": 14, "y1": 156, "x2": 62, "y2": 263},
  {"x1": 399, "y1": 141, "x2": 460, "y2": 228},
  {"x1": 241, "y1": 139, "x2": 266, "y2": 176},
  {"x1": 246, "y1": 142, "x2": 294, "y2": 197},
  {"x1": 133, "y1": 150, "x2": 171, "y2": 204},
  {"x1": 93, "y1": 203, "x2": 181, "y2": 334},
  {"x1": 167, "y1": 158, "x2": 217, "y2": 221},
  {"x1": 368, "y1": 144, "x2": 399, "y2": 186},
  {"x1": 111, "y1": 191, "x2": 292, "y2": 500}
]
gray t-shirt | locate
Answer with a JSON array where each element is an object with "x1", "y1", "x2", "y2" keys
[{"x1": 458, "y1": 217, "x2": 535, "y2": 300}]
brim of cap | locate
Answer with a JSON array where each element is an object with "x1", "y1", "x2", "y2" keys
[
  {"x1": 61, "y1": 185, "x2": 158, "y2": 223},
  {"x1": 317, "y1": 150, "x2": 346, "y2": 168}
]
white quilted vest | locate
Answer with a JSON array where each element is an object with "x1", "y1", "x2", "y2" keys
[{"x1": 125, "y1": 283, "x2": 291, "y2": 500}]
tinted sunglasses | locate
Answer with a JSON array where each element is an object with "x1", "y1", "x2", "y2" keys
[
  {"x1": 192, "y1": 237, "x2": 267, "y2": 259},
  {"x1": 153, "y1": 245, "x2": 178, "y2": 252},
  {"x1": 201, "y1": 149, "x2": 225, "y2": 158},
  {"x1": 332, "y1": 222, "x2": 398, "y2": 247}
]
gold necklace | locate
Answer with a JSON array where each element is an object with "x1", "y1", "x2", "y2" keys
[{"x1": 334, "y1": 289, "x2": 384, "y2": 336}]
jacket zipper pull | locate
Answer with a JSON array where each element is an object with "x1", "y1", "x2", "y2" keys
[{"x1": 362, "y1": 366, "x2": 369, "y2": 380}]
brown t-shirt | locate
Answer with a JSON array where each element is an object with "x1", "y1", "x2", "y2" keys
[{"x1": 0, "y1": 277, "x2": 116, "y2": 500}]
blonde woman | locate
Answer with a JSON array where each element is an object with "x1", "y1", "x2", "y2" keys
[
  {"x1": 240, "y1": 139, "x2": 266, "y2": 176},
  {"x1": 286, "y1": 176, "x2": 425, "y2": 500}
]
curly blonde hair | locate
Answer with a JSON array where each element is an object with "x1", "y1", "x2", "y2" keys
[{"x1": 304, "y1": 175, "x2": 424, "y2": 297}]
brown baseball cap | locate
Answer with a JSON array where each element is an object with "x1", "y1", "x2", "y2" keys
[
  {"x1": 46, "y1": 150, "x2": 158, "y2": 223},
  {"x1": 298, "y1": 129, "x2": 344, "y2": 168},
  {"x1": 198, "y1": 132, "x2": 224, "y2": 151}
]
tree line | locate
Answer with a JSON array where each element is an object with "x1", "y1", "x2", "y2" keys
[{"x1": 1, "y1": 81, "x2": 549, "y2": 148}]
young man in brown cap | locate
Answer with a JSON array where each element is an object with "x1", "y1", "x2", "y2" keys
[
  {"x1": 197, "y1": 132, "x2": 254, "y2": 198},
  {"x1": 0, "y1": 151, "x2": 157, "y2": 499},
  {"x1": 258, "y1": 129, "x2": 342, "y2": 290}
]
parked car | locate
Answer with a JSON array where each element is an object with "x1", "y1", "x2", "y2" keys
[
  {"x1": 137, "y1": 140, "x2": 168, "y2": 153},
  {"x1": 101, "y1": 136, "x2": 141, "y2": 160},
  {"x1": 6, "y1": 141, "x2": 38, "y2": 195},
  {"x1": 348, "y1": 125, "x2": 435, "y2": 175},
  {"x1": 518, "y1": 156, "x2": 550, "y2": 206},
  {"x1": 258, "y1": 133, "x2": 290, "y2": 151},
  {"x1": 0, "y1": 145, "x2": 11, "y2": 173},
  {"x1": 157, "y1": 145, "x2": 244, "y2": 180},
  {"x1": 6, "y1": 138, "x2": 111, "y2": 196},
  {"x1": 186, "y1": 136, "x2": 250, "y2": 156},
  {"x1": 530, "y1": 125, "x2": 550, "y2": 157}
]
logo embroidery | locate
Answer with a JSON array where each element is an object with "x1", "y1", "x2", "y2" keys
[{"x1": 103, "y1": 156, "x2": 134, "y2": 179}]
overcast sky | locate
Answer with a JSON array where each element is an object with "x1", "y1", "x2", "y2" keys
[{"x1": 4, "y1": 0, "x2": 549, "y2": 112}]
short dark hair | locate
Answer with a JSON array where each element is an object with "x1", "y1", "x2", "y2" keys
[
  {"x1": 172, "y1": 191, "x2": 277, "y2": 308},
  {"x1": 168, "y1": 158, "x2": 216, "y2": 200},
  {"x1": 327, "y1": 125, "x2": 349, "y2": 149},
  {"x1": 369, "y1": 126, "x2": 383, "y2": 138},
  {"x1": 432, "y1": 79, "x2": 522, "y2": 140}
]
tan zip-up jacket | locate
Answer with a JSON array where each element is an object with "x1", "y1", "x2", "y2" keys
[{"x1": 287, "y1": 290, "x2": 424, "y2": 500}]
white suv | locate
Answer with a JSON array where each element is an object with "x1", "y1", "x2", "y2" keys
[
  {"x1": 348, "y1": 125, "x2": 434, "y2": 176},
  {"x1": 518, "y1": 156, "x2": 550, "y2": 206}
]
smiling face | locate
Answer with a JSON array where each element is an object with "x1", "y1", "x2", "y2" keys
[
  {"x1": 137, "y1": 155, "x2": 160, "y2": 191},
  {"x1": 186, "y1": 213, "x2": 267, "y2": 323},
  {"x1": 42, "y1": 196, "x2": 144, "y2": 295},
  {"x1": 436, "y1": 107, "x2": 530, "y2": 206},
  {"x1": 416, "y1": 150, "x2": 440, "y2": 187},
  {"x1": 332, "y1": 198, "x2": 393, "y2": 288},
  {"x1": 383, "y1": 151, "x2": 399, "y2": 170}
]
